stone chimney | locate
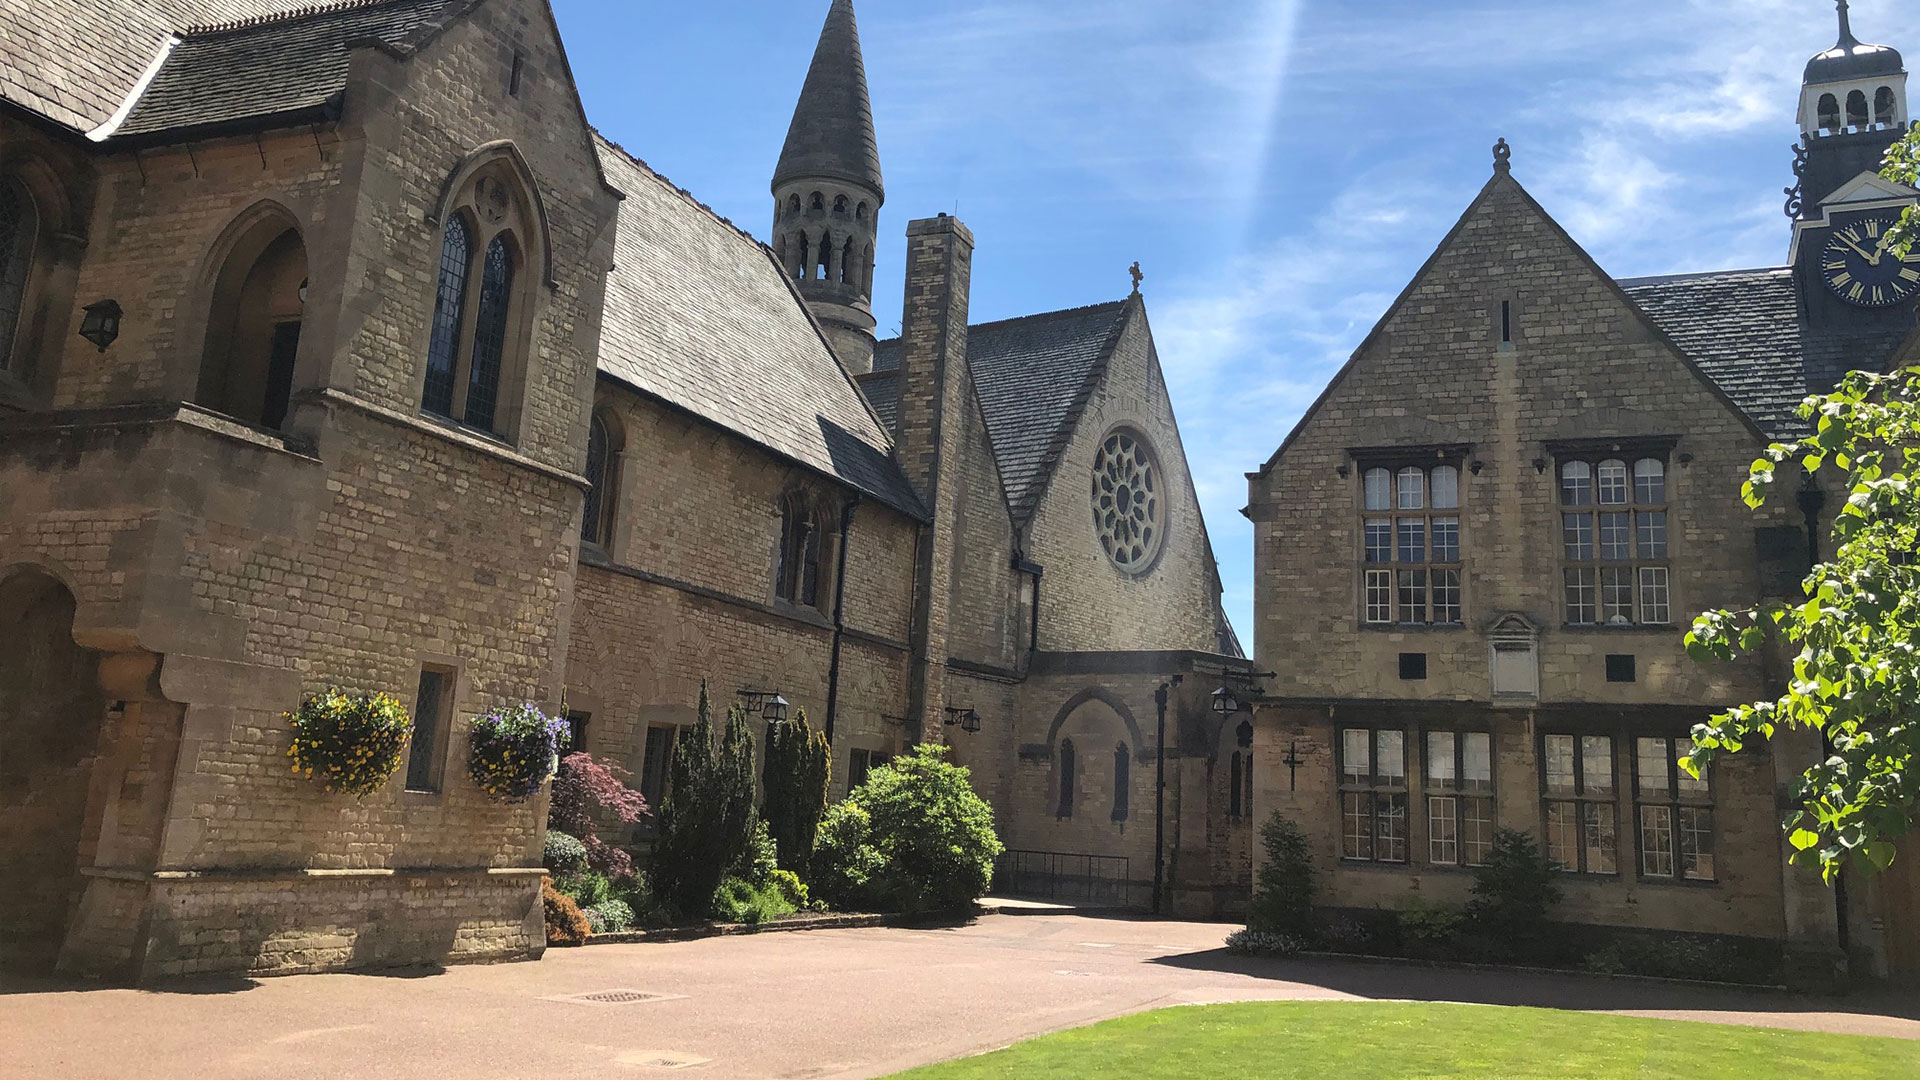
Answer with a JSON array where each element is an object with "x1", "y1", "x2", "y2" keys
[{"x1": 895, "y1": 213, "x2": 973, "y2": 744}]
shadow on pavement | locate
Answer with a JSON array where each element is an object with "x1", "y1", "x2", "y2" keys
[
  {"x1": 1147, "y1": 947, "x2": 1920, "y2": 1025},
  {"x1": 0, "y1": 971, "x2": 262, "y2": 996}
]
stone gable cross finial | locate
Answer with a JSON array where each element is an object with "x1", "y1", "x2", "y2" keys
[
  {"x1": 1130, "y1": 261, "x2": 1143, "y2": 294},
  {"x1": 1493, "y1": 137, "x2": 1512, "y2": 175}
]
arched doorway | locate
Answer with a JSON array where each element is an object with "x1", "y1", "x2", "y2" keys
[
  {"x1": 0, "y1": 569, "x2": 106, "y2": 972},
  {"x1": 195, "y1": 214, "x2": 307, "y2": 430}
]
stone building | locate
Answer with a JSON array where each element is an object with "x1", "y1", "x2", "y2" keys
[
  {"x1": 0, "y1": 0, "x2": 1242, "y2": 982},
  {"x1": 1244, "y1": 5, "x2": 1920, "y2": 982}
]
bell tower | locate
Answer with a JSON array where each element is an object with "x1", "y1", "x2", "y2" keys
[
  {"x1": 772, "y1": 0, "x2": 885, "y2": 375},
  {"x1": 1787, "y1": 2, "x2": 1920, "y2": 328},
  {"x1": 1789, "y1": 0, "x2": 1908, "y2": 221}
]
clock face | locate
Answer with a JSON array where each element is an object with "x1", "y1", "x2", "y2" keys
[{"x1": 1821, "y1": 215, "x2": 1920, "y2": 308}]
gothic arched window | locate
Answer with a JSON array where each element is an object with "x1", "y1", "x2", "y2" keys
[
  {"x1": 423, "y1": 214, "x2": 471, "y2": 417},
  {"x1": 581, "y1": 410, "x2": 622, "y2": 549},
  {"x1": 833, "y1": 195, "x2": 847, "y2": 214},
  {"x1": 420, "y1": 166, "x2": 536, "y2": 440},
  {"x1": 0, "y1": 177, "x2": 36, "y2": 374},
  {"x1": 1847, "y1": 89, "x2": 1870, "y2": 129},
  {"x1": 1876, "y1": 86, "x2": 1898, "y2": 127},
  {"x1": 1111, "y1": 743, "x2": 1130, "y2": 822},
  {"x1": 1229, "y1": 751, "x2": 1244, "y2": 818},
  {"x1": 1818, "y1": 93, "x2": 1841, "y2": 132},
  {"x1": 815, "y1": 232, "x2": 831, "y2": 281},
  {"x1": 466, "y1": 235, "x2": 515, "y2": 433},
  {"x1": 863, "y1": 242, "x2": 875, "y2": 294},
  {"x1": 796, "y1": 232, "x2": 810, "y2": 281},
  {"x1": 776, "y1": 492, "x2": 825, "y2": 608},
  {"x1": 840, "y1": 236, "x2": 855, "y2": 285},
  {"x1": 810, "y1": 192, "x2": 825, "y2": 212},
  {"x1": 1057, "y1": 738, "x2": 1076, "y2": 818}
]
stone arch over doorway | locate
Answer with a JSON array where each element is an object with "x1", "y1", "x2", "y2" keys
[
  {"x1": 0, "y1": 566, "x2": 106, "y2": 973},
  {"x1": 192, "y1": 202, "x2": 308, "y2": 430}
]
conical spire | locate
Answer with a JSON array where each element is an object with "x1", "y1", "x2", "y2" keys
[{"x1": 773, "y1": 0, "x2": 884, "y2": 199}]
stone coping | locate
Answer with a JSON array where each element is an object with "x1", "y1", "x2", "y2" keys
[
  {"x1": 79, "y1": 866, "x2": 548, "y2": 883},
  {"x1": 582, "y1": 905, "x2": 989, "y2": 946}
]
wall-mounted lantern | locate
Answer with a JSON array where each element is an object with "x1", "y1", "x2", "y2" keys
[{"x1": 78, "y1": 299, "x2": 122, "y2": 352}]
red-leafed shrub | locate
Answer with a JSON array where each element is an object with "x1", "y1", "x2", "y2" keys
[{"x1": 542, "y1": 876, "x2": 591, "y2": 946}]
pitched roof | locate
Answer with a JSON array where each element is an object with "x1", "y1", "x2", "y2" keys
[
  {"x1": 0, "y1": 0, "x2": 329, "y2": 132},
  {"x1": 1619, "y1": 268, "x2": 1914, "y2": 437},
  {"x1": 771, "y1": 0, "x2": 883, "y2": 198},
  {"x1": 113, "y1": 0, "x2": 463, "y2": 139},
  {"x1": 594, "y1": 136, "x2": 922, "y2": 517},
  {"x1": 869, "y1": 299, "x2": 1133, "y2": 524}
]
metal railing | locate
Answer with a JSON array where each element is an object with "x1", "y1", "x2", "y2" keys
[{"x1": 993, "y1": 849, "x2": 1138, "y2": 909}]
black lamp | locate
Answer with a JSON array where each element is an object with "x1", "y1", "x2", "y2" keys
[
  {"x1": 78, "y1": 299, "x2": 122, "y2": 352},
  {"x1": 762, "y1": 694, "x2": 790, "y2": 725},
  {"x1": 1210, "y1": 685, "x2": 1241, "y2": 716}
]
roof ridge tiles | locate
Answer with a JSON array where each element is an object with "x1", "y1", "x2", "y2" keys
[
  {"x1": 183, "y1": 0, "x2": 415, "y2": 36},
  {"x1": 1617, "y1": 266, "x2": 1791, "y2": 288}
]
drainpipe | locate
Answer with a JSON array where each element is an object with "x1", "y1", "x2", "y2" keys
[
  {"x1": 1014, "y1": 556, "x2": 1044, "y2": 664},
  {"x1": 1796, "y1": 479, "x2": 1847, "y2": 961},
  {"x1": 1152, "y1": 674, "x2": 1183, "y2": 915},
  {"x1": 823, "y1": 494, "x2": 861, "y2": 744}
]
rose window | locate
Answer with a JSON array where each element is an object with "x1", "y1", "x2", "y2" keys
[{"x1": 1091, "y1": 431, "x2": 1165, "y2": 573}]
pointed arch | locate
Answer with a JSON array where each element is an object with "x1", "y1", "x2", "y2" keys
[
  {"x1": 1044, "y1": 686, "x2": 1146, "y2": 756},
  {"x1": 1057, "y1": 737, "x2": 1076, "y2": 818},
  {"x1": 582, "y1": 407, "x2": 624, "y2": 549},
  {"x1": 191, "y1": 200, "x2": 307, "y2": 430},
  {"x1": 0, "y1": 177, "x2": 37, "y2": 375},
  {"x1": 429, "y1": 140, "x2": 554, "y2": 288}
]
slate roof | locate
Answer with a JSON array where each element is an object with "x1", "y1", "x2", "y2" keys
[
  {"x1": 594, "y1": 136, "x2": 922, "y2": 518},
  {"x1": 0, "y1": 0, "x2": 324, "y2": 132},
  {"x1": 114, "y1": 0, "x2": 463, "y2": 139},
  {"x1": 772, "y1": 0, "x2": 883, "y2": 198},
  {"x1": 868, "y1": 299, "x2": 1133, "y2": 524},
  {"x1": 1619, "y1": 267, "x2": 1913, "y2": 437}
]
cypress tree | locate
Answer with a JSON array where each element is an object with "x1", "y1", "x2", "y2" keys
[
  {"x1": 762, "y1": 707, "x2": 831, "y2": 873},
  {"x1": 653, "y1": 682, "x2": 759, "y2": 918}
]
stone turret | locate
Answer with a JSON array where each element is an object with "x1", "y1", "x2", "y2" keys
[{"x1": 772, "y1": 0, "x2": 884, "y2": 374}]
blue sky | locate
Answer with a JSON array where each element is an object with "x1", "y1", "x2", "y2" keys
[{"x1": 555, "y1": 0, "x2": 1916, "y2": 642}]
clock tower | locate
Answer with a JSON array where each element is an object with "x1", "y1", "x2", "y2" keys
[{"x1": 1788, "y1": 2, "x2": 1920, "y2": 327}]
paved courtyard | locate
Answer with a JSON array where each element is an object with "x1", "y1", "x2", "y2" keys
[{"x1": 5, "y1": 912, "x2": 1917, "y2": 1080}]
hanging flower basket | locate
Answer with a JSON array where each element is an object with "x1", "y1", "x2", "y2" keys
[
  {"x1": 286, "y1": 688, "x2": 412, "y2": 798},
  {"x1": 469, "y1": 703, "x2": 566, "y2": 803}
]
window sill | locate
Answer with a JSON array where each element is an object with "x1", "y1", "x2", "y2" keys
[
  {"x1": 1632, "y1": 874, "x2": 1720, "y2": 889},
  {"x1": 1360, "y1": 623, "x2": 1469, "y2": 633},
  {"x1": 1558, "y1": 624, "x2": 1678, "y2": 635}
]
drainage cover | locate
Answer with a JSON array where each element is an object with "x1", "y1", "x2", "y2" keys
[{"x1": 544, "y1": 988, "x2": 686, "y2": 1006}]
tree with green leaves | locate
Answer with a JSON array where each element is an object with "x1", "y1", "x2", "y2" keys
[
  {"x1": 651, "y1": 682, "x2": 758, "y2": 918},
  {"x1": 1247, "y1": 811, "x2": 1317, "y2": 938},
  {"x1": 761, "y1": 706, "x2": 831, "y2": 874},
  {"x1": 1685, "y1": 126, "x2": 1920, "y2": 881}
]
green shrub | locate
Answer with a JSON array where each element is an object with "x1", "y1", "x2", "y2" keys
[
  {"x1": 542, "y1": 876, "x2": 590, "y2": 946},
  {"x1": 1247, "y1": 812, "x2": 1317, "y2": 937},
  {"x1": 555, "y1": 870, "x2": 613, "y2": 908},
  {"x1": 652, "y1": 682, "x2": 758, "y2": 919},
  {"x1": 710, "y1": 875, "x2": 798, "y2": 925},
  {"x1": 1467, "y1": 828, "x2": 1561, "y2": 960},
  {"x1": 285, "y1": 689, "x2": 412, "y2": 798},
  {"x1": 810, "y1": 745, "x2": 1002, "y2": 913},
  {"x1": 1224, "y1": 928, "x2": 1306, "y2": 957},
  {"x1": 544, "y1": 830, "x2": 589, "y2": 876},
  {"x1": 762, "y1": 708, "x2": 831, "y2": 874},
  {"x1": 769, "y1": 868, "x2": 815, "y2": 911},
  {"x1": 810, "y1": 800, "x2": 886, "y2": 909},
  {"x1": 582, "y1": 899, "x2": 635, "y2": 935},
  {"x1": 1399, "y1": 897, "x2": 1465, "y2": 946},
  {"x1": 732, "y1": 818, "x2": 779, "y2": 887}
]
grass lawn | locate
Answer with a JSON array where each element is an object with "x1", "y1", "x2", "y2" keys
[{"x1": 884, "y1": 1001, "x2": 1920, "y2": 1080}]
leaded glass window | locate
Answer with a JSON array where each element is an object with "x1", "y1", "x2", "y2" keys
[
  {"x1": 465, "y1": 235, "x2": 513, "y2": 434},
  {"x1": 581, "y1": 412, "x2": 618, "y2": 547},
  {"x1": 1361, "y1": 462, "x2": 1463, "y2": 625},
  {"x1": 1561, "y1": 455, "x2": 1669, "y2": 626},
  {"x1": 0, "y1": 178, "x2": 34, "y2": 373},
  {"x1": 1426, "y1": 730, "x2": 1494, "y2": 866},
  {"x1": 1339, "y1": 727, "x2": 1408, "y2": 863},
  {"x1": 423, "y1": 215, "x2": 470, "y2": 417},
  {"x1": 1541, "y1": 733, "x2": 1619, "y2": 874},
  {"x1": 1634, "y1": 736, "x2": 1715, "y2": 881},
  {"x1": 776, "y1": 492, "x2": 825, "y2": 608}
]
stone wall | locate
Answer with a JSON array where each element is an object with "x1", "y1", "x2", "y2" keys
[
  {"x1": 1245, "y1": 173, "x2": 1818, "y2": 949},
  {"x1": 1025, "y1": 302, "x2": 1224, "y2": 656}
]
